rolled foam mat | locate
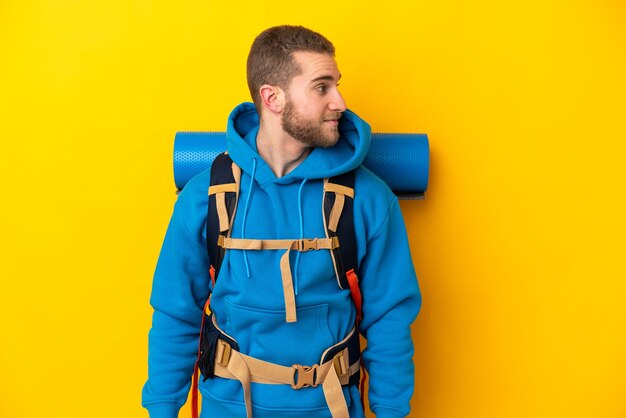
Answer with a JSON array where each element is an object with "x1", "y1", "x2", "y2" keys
[{"x1": 174, "y1": 132, "x2": 429, "y2": 199}]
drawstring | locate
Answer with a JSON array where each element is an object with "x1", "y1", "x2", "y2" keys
[
  {"x1": 293, "y1": 179, "x2": 308, "y2": 295},
  {"x1": 241, "y1": 163, "x2": 305, "y2": 286},
  {"x1": 241, "y1": 158, "x2": 257, "y2": 278}
]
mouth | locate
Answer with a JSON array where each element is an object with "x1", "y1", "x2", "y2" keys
[{"x1": 323, "y1": 113, "x2": 342, "y2": 126}]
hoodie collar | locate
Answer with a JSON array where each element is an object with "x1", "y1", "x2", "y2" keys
[{"x1": 226, "y1": 102, "x2": 371, "y2": 186}]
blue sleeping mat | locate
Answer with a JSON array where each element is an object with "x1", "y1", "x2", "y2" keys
[{"x1": 173, "y1": 132, "x2": 429, "y2": 199}]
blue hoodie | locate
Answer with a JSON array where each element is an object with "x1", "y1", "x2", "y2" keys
[{"x1": 142, "y1": 103, "x2": 421, "y2": 418}]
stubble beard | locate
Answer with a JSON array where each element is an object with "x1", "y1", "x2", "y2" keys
[{"x1": 281, "y1": 101, "x2": 341, "y2": 148}]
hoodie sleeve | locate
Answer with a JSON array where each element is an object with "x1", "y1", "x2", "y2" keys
[
  {"x1": 358, "y1": 197, "x2": 422, "y2": 418},
  {"x1": 141, "y1": 177, "x2": 212, "y2": 418}
]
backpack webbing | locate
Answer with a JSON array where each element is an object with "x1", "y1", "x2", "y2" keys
[{"x1": 206, "y1": 152, "x2": 359, "y2": 291}]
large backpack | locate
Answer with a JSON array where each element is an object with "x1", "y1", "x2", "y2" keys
[{"x1": 191, "y1": 152, "x2": 365, "y2": 418}]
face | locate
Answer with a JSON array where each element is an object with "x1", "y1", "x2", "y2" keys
[{"x1": 281, "y1": 51, "x2": 347, "y2": 148}]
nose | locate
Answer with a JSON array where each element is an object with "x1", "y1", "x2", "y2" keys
[{"x1": 329, "y1": 89, "x2": 347, "y2": 113}]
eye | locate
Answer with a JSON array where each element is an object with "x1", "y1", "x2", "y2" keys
[{"x1": 315, "y1": 84, "x2": 328, "y2": 94}]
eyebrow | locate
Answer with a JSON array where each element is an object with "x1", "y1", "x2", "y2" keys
[{"x1": 310, "y1": 74, "x2": 342, "y2": 83}]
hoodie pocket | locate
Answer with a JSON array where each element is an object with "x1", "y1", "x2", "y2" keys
[{"x1": 223, "y1": 299, "x2": 335, "y2": 367}]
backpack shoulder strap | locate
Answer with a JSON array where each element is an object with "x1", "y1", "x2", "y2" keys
[
  {"x1": 323, "y1": 170, "x2": 366, "y2": 407},
  {"x1": 323, "y1": 170, "x2": 358, "y2": 284},
  {"x1": 323, "y1": 170, "x2": 361, "y2": 322},
  {"x1": 207, "y1": 152, "x2": 241, "y2": 284}
]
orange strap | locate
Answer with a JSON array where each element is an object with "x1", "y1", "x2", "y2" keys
[
  {"x1": 209, "y1": 265, "x2": 216, "y2": 287},
  {"x1": 346, "y1": 269, "x2": 362, "y2": 322}
]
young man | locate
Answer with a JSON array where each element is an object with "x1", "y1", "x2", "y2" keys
[{"x1": 142, "y1": 25, "x2": 421, "y2": 418}]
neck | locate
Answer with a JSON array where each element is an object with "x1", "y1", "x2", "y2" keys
[{"x1": 256, "y1": 116, "x2": 312, "y2": 178}]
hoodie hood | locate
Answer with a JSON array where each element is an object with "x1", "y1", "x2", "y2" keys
[{"x1": 225, "y1": 102, "x2": 371, "y2": 186}]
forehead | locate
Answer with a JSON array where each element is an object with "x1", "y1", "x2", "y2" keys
[{"x1": 291, "y1": 51, "x2": 341, "y2": 83}]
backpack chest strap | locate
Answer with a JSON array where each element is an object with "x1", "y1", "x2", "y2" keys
[
  {"x1": 220, "y1": 236, "x2": 338, "y2": 251},
  {"x1": 219, "y1": 236, "x2": 339, "y2": 323}
]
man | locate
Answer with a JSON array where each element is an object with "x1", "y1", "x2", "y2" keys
[{"x1": 142, "y1": 25, "x2": 421, "y2": 418}]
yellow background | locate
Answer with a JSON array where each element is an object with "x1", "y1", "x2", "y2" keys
[{"x1": 1, "y1": 1, "x2": 625, "y2": 417}]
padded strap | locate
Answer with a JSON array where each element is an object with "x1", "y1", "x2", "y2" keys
[
  {"x1": 207, "y1": 153, "x2": 241, "y2": 279},
  {"x1": 323, "y1": 174, "x2": 357, "y2": 290}
]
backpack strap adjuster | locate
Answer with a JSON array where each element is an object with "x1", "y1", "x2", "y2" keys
[
  {"x1": 215, "y1": 339, "x2": 232, "y2": 367},
  {"x1": 332, "y1": 350, "x2": 348, "y2": 378}
]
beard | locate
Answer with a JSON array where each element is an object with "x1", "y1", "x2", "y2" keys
[{"x1": 281, "y1": 101, "x2": 341, "y2": 148}]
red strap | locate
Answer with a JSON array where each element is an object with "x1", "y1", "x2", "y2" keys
[
  {"x1": 191, "y1": 297, "x2": 211, "y2": 418},
  {"x1": 191, "y1": 366, "x2": 200, "y2": 418},
  {"x1": 346, "y1": 269, "x2": 362, "y2": 322},
  {"x1": 360, "y1": 364, "x2": 368, "y2": 411},
  {"x1": 210, "y1": 265, "x2": 216, "y2": 287}
]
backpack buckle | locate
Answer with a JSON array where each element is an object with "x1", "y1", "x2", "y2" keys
[
  {"x1": 298, "y1": 238, "x2": 318, "y2": 252},
  {"x1": 291, "y1": 364, "x2": 319, "y2": 389}
]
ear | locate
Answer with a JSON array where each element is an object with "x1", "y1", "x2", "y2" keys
[{"x1": 259, "y1": 85, "x2": 285, "y2": 113}]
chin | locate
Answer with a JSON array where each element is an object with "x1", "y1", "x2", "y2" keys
[{"x1": 322, "y1": 136, "x2": 340, "y2": 148}]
